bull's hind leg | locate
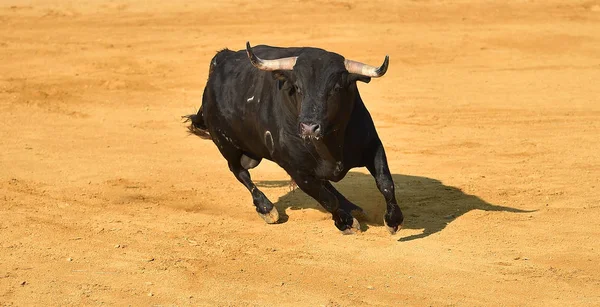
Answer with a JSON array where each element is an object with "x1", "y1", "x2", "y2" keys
[
  {"x1": 289, "y1": 172, "x2": 360, "y2": 234},
  {"x1": 212, "y1": 134, "x2": 278, "y2": 224},
  {"x1": 228, "y1": 160, "x2": 279, "y2": 224},
  {"x1": 364, "y1": 139, "x2": 404, "y2": 234}
]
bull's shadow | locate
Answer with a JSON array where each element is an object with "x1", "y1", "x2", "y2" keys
[{"x1": 256, "y1": 171, "x2": 531, "y2": 241}]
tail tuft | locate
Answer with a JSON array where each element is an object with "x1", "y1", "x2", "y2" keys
[{"x1": 182, "y1": 110, "x2": 211, "y2": 140}]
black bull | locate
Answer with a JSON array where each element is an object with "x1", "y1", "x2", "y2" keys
[{"x1": 185, "y1": 42, "x2": 403, "y2": 234}]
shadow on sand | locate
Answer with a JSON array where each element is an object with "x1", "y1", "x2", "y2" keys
[{"x1": 256, "y1": 171, "x2": 532, "y2": 242}]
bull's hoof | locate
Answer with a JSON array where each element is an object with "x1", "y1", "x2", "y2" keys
[
  {"x1": 384, "y1": 218, "x2": 402, "y2": 235},
  {"x1": 258, "y1": 206, "x2": 279, "y2": 224},
  {"x1": 341, "y1": 218, "x2": 361, "y2": 235}
]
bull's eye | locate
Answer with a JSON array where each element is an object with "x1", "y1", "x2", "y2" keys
[{"x1": 330, "y1": 84, "x2": 342, "y2": 96}]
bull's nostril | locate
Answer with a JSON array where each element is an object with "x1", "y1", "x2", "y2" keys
[{"x1": 313, "y1": 124, "x2": 321, "y2": 134}]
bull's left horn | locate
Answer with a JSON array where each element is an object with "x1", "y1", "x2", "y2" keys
[
  {"x1": 246, "y1": 42, "x2": 297, "y2": 71},
  {"x1": 344, "y1": 55, "x2": 389, "y2": 78}
]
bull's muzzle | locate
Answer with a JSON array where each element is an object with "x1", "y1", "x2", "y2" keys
[{"x1": 299, "y1": 122, "x2": 323, "y2": 140}]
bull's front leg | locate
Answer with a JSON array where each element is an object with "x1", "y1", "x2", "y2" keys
[
  {"x1": 289, "y1": 172, "x2": 360, "y2": 234},
  {"x1": 364, "y1": 139, "x2": 404, "y2": 234}
]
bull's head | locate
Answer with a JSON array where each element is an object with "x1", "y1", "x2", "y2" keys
[{"x1": 246, "y1": 42, "x2": 388, "y2": 141}]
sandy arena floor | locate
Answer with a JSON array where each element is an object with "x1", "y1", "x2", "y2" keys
[{"x1": 1, "y1": 0, "x2": 599, "y2": 305}]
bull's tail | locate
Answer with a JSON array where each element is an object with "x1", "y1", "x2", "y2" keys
[{"x1": 182, "y1": 107, "x2": 211, "y2": 139}]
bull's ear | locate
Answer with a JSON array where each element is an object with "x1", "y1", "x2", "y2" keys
[
  {"x1": 348, "y1": 74, "x2": 371, "y2": 84},
  {"x1": 271, "y1": 71, "x2": 294, "y2": 90},
  {"x1": 272, "y1": 71, "x2": 288, "y2": 81}
]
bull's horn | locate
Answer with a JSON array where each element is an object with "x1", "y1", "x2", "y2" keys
[
  {"x1": 246, "y1": 42, "x2": 297, "y2": 71},
  {"x1": 344, "y1": 55, "x2": 389, "y2": 77}
]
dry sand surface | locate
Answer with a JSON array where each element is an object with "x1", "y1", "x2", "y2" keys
[{"x1": 1, "y1": 0, "x2": 600, "y2": 305}]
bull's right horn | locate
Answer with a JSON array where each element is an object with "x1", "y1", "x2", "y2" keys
[{"x1": 246, "y1": 42, "x2": 298, "y2": 71}]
